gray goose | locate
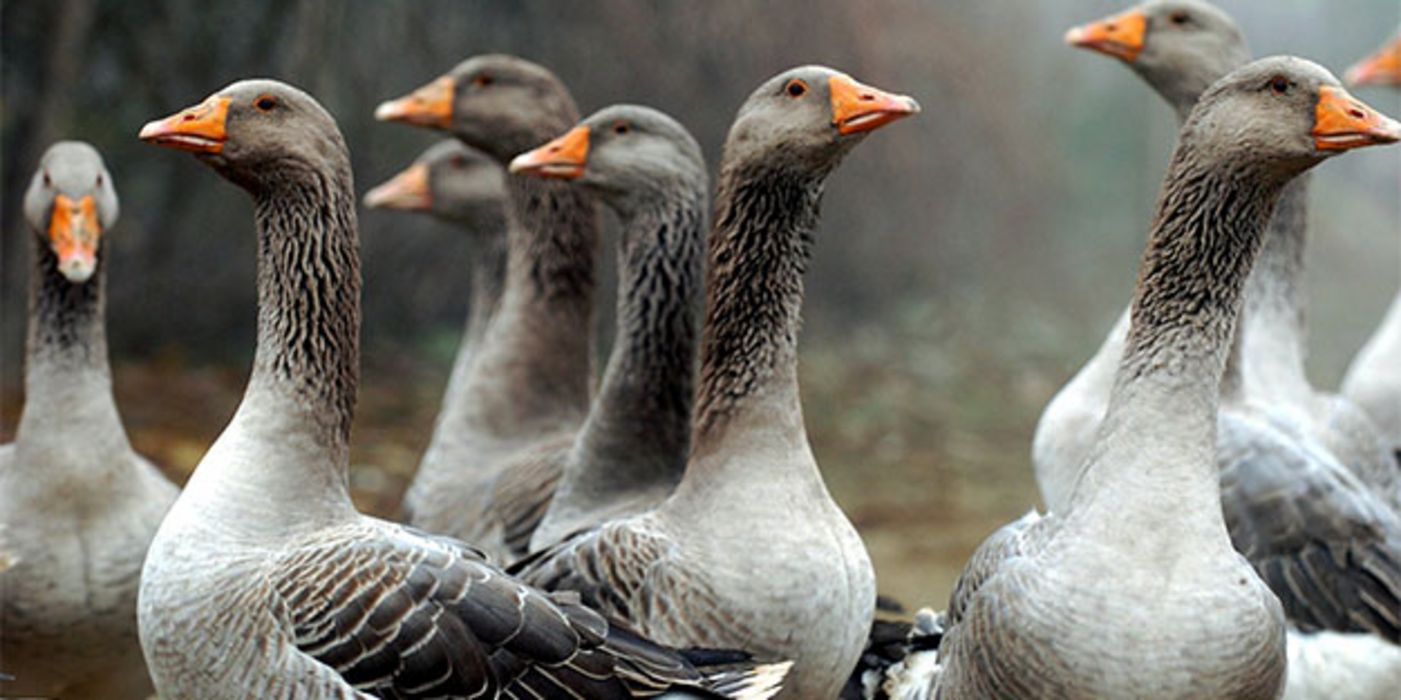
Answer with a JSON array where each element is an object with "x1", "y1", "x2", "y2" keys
[
  {"x1": 135, "y1": 79, "x2": 788, "y2": 700},
  {"x1": 376, "y1": 55, "x2": 599, "y2": 559},
  {"x1": 1343, "y1": 31, "x2": 1401, "y2": 465},
  {"x1": 362, "y1": 140, "x2": 510, "y2": 509},
  {"x1": 1043, "y1": 0, "x2": 1396, "y2": 513},
  {"x1": 1057, "y1": 0, "x2": 1401, "y2": 671},
  {"x1": 933, "y1": 57, "x2": 1400, "y2": 699},
  {"x1": 508, "y1": 105, "x2": 708, "y2": 549},
  {"x1": 512, "y1": 67, "x2": 919, "y2": 699},
  {"x1": 0, "y1": 142, "x2": 178, "y2": 700}
]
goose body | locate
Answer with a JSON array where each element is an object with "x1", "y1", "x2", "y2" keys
[
  {"x1": 377, "y1": 56, "x2": 599, "y2": 559},
  {"x1": 514, "y1": 68, "x2": 919, "y2": 699},
  {"x1": 0, "y1": 142, "x2": 178, "y2": 700},
  {"x1": 135, "y1": 80, "x2": 787, "y2": 700},
  {"x1": 935, "y1": 57, "x2": 1401, "y2": 699}
]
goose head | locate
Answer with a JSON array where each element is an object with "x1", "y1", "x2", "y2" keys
[
  {"x1": 375, "y1": 54, "x2": 578, "y2": 162},
  {"x1": 1183, "y1": 56, "x2": 1400, "y2": 180},
  {"x1": 509, "y1": 104, "x2": 706, "y2": 218},
  {"x1": 1067, "y1": 0, "x2": 1250, "y2": 111},
  {"x1": 139, "y1": 79, "x2": 348, "y2": 194},
  {"x1": 1346, "y1": 32, "x2": 1401, "y2": 87},
  {"x1": 722, "y1": 65, "x2": 920, "y2": 177},
  {"x1": 364, "y1": 140, "x2": 506, "y2": 229},
  {"x1": 23, "y1": 142, "x2": 118, "y2": 284}
]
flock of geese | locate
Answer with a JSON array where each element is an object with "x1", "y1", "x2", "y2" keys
[{"x1": 2, "y1": 1, "x2": 1400, "y2": 698}]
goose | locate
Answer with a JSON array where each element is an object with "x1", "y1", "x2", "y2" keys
[
  {"x1": 508, "y1": 105, "x2": 708, "y2": 549},
  {"x1": 511, "y1": 67, "x2": 919, "y2": 699},
  {"x1": 0, "y1": 142, "x2": 179, "y2": 700},
  {"x1": 1044, "y1": 0, "x2": 1396, "y2": 514},
  {"x1": 135, "y1": 79, "x2": 789, "y2": 700},
  {"x1": 931, "y1": 57, "x2": 1400, "y2": 699},
  {"x1": 1343, "y1": 31, "x2": 1401, "y2": 464},
  {"x1": 1060, "y1": 0, "x2": 1401, "y2": 658},
  {"x1": 362, "y1": 140, "x2": 512, "y2": 510},
  {"x1": 376, "y1": 55, "x2": 599, "y2": 559}
]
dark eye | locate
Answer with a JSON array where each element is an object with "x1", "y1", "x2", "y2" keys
[
  {"x1": 255, "y1": 95, "x2": 277, "y2": 111},
  {"x1": 42, "y1": 172, "x2": 51, "y2": 188},
  {"x1": 785, "y1": 79, "x2": 808, "y2": 98},
  {"x1": 96, "y1": 173, "x2": 104, "y2": 187},
  {"x1": 613, "y1": 121, "x2": 631, "y2": 135},
  {"x1": 1269, "y1": 77, "x2": 1290, "y2": 95},
  {"x1": 1169, "y1": 11, "x2": 1190, "y2": 25},
  {"x1": 473, "y1": 74, "x2": 493, "y2": 88},
  {"x1": 450, "y1": 155, "x2": 467, "y2": 168}
]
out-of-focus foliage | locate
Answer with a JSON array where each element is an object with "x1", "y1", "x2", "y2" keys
[{"x1": 3, "y1": 0, "x2": 1398, "y2": 604}]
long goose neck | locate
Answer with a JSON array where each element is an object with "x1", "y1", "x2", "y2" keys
[
  {"x1": 572, "y1": 192, "x2": 706, "y2": 490},
  {"x1": 693, "y1": 163, "x2": 822, "y2": 450},
  {"x1": 245, "y1": 163, "x2": 361, "y2": 454},
  {"x1": 432, "y1": 218, "x2": 507, "y2": 435},
  {"x1": 1222, "y1": 174, "x2": 1311, "y2": 402},
  {"x1": 463, "y1": 226, "x2": 507, "y2": 347},
  {"x1": 463, "y1": 173, "x2": 597, "y2": 428},
  {"x1": 1074, "y1": 144, "x2": 1283, "y2": 524},
  {"x1": 16, "y1": 237, "x2": 127, "y2": 450}
]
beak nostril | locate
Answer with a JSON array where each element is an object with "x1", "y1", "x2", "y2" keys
[
  {"x1": 1348, "y1": 109, "x2": 1365, "y2": 119},
  {"x1": 1106, "y1": 23, "x2": 1116, "y2": 31}
]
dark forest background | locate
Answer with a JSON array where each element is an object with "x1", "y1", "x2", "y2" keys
[{"x1": 4, "y1": 0, "x2": 1398, "y2": 602}]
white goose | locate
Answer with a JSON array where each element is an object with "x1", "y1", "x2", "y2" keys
[
  {"x1": 1342, "y1": 30, "x2": 1401, "y2": 466},
  {"x1": 0, "y1": 141, "x2": 178, "y2": 699}
]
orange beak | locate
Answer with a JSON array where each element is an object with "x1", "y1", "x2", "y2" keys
[
  {"x1": 829, "y1": 75, "x2": 920, "y2": 136},
  {"x1": 1065, "y1": 8, "x2": 1148, "y2": 63},
  {"x1": 138, "y1": 96, "x2": 231, "y2": 154},
  {"x1": 508, "y1": 125, "x2": 591, "y2": 178},
  {"x1": 364, "y1": 162, "x2": 432, "y2": 210},
  {"x1": 1345, "y1": 36, "x2": 1401, "y2": 87},
  {"x1": 49, "y1": 194, "x2": 101, "y2": 283},
  {"x1": 1313, "y1": 85, "x2": 1401, "y2": 151},
  {"x1": 375, "y1": 76, "x2": 455, "y2": 129}
]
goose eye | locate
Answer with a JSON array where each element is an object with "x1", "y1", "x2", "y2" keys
[
  {"x1": 255, "y1": 95, "x2": 278, "y2": 112},
  {"x1": 613, "y1": 121, "x2": 631, "y2": 135},
  {"x1": 42, "y1": 172, "x2": 51, "y2": 188},
  {"x1": 1269, "y1": 77, "x2": 1290, "y2": 95},
  {"x1": 473, "y1": 75, "x2": 493, "y2": 88},
  {"x1": 785, "y1": 79, "x2": 808, "y2": 98},
  {"x1": 96, "y1": 173, "x2": 104, "y2": 187},
  {"x1": 450, "y1": 155, "x2": 467, "y2": 168},
  {"x1": 1169, "y1": 11, "x2": 1190, "y2": 25}
]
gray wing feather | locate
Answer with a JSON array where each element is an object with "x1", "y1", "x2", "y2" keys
[
  {"x1": 1218, "y1": 413, "x2": 1401, "y2": 642},
  {"x1": 272, "y1": 522, "x2": 750, "y2": 698}
]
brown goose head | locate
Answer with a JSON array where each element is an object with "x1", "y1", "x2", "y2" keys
[
  {"x1": 375, "y1": 54, "x2": 578, "y2": 162},
  {"x1": 510, "y1": 104, "x2": 706, "y2": 218},
  {"x1": 139, "y1": 79, "x2": 349, "y2": 194},
  {"x1": 1346, "y1": 32, "x2": 1401, "y2": 87},
  {"x1": 1067, "y1": 0, "x2": 1250, "y2": 112},
  {"x1": 364, "y1": 140, "x2": 506, "y2": 229},
  {"x1": 1184, "y1": 56, "x2": 1399, "y2": 180},
  {"x1": 722, "y1": 65, "x2": 919, "y2": 177},
  {"x1": 23, "y1": 142, "x2": 119, "y2": 284}
]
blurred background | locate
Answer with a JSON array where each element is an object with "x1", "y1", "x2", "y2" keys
[{"x1": 3, "y1": 0, "x2": 1398, "y2": 607}]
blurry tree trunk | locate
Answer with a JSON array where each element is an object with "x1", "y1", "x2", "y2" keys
[{"x1": 2, "y1": 0, "x2": 97, "y2": 402}]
